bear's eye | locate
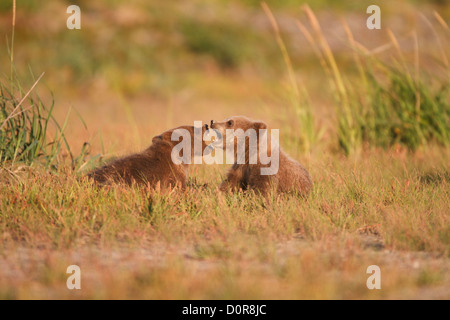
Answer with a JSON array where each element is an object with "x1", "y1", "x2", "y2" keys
[{"x1": 227, "y1": 120, "x2": 234, "y2": 126}]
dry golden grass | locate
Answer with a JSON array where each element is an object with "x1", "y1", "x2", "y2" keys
[{"x1": 0, "y1": 145, "x2": 448, "y2": 299}]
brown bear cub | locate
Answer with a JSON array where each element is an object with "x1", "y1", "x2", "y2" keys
[
  {"x1": 210, "y1": 116, "x2": 312, "y2": 196},
  {"x1": 87, "y1": 124, "x2": 209, "y2": 188}
]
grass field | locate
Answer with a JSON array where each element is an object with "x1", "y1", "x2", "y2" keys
[{"x1": 0, "y1": 0, "x2": 449, "y2": 299}]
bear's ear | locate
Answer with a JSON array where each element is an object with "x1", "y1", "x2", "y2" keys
[
  {"x1": 152, "y1": 135, "x2": 163, "y2": 144},
  {"x1": 253, "y1": 121, "x2": 267, "y2": 131},
  {"x1": 152, "y1": 131, "x2": 172, "y2": 144}
]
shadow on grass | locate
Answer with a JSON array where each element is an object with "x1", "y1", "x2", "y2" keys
[{"x1": 419, "y1": 171, "x2": 450, "y2": 185}]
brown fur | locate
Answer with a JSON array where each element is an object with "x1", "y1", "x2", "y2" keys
[
  {"x1": 87, "y1": 125, "x2": 208, "y2": 188},
  {"x1": 211, "y1": 116, "x2": 312, "y2": 196}
]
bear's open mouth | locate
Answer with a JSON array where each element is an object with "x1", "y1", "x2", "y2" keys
[{"x1": 204, "y1": 124, "x2": 223, "y2": 148}]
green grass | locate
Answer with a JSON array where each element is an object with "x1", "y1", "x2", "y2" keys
[
  {"x1": 180, "y1": 19, "x2": 247, "y2": 69},
  {"x1": 359, "y1": 68, "x2": 450, "y2": 150},
  {"x1": 0, "y1": 73, "x2": 69, "y2": 167},
  {"x1": 295, "y1": 5, "x2": 450, "y2": 154},
  {"x1": 0, "y1": 0, "x2": 71, "y2": 169}
]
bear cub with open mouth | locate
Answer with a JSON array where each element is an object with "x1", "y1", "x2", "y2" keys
[
  {"x1": 210, "y1": 116, "x2": 312, "y2": 196},
  {"x1": 87, "y1": 124, "x2": 209, "y2": 188}
]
